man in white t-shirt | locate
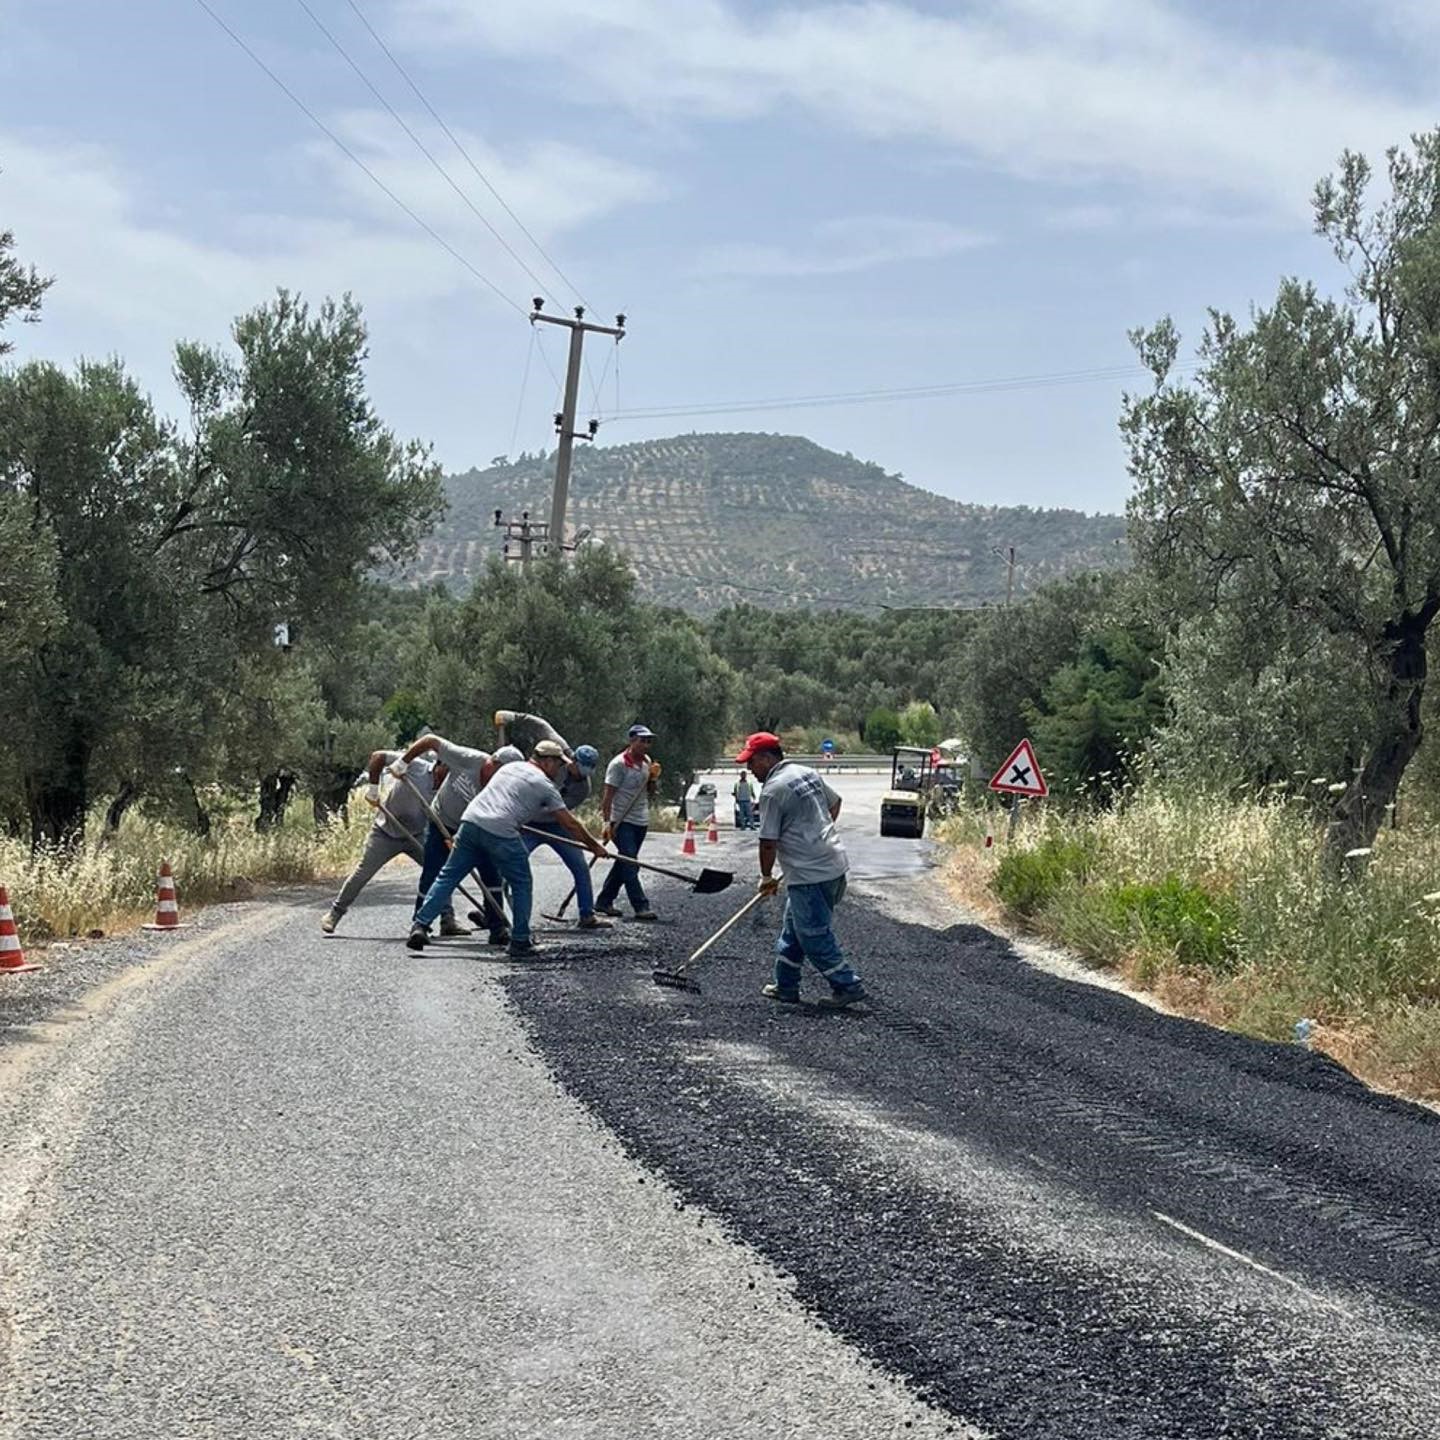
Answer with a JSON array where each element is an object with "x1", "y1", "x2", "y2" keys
[
  {"x1": 736, "y1": 730, "x2": 866, "y2": 1008},
  {"x1": 595, "y1": 724, "x2": 660, "y2": 921},
  {"x1": 407, "y1": 740, "x2": 608, "y2": 958}
]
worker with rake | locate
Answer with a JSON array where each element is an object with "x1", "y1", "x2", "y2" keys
[
  {"x1": 407, "y1": 739, "x2": 609, "y2": 958},
  {"x1": 737, "y1": 731, "x2": 867, "y2": 1008},
  {"x1": 494, "y1": 711, "x2": 610, "y2": 931},
  {"x1": 320, "y1": 749, "x2": 465, "y2": 937}
]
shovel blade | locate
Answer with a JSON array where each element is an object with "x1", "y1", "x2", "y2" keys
[{"x1": 693, "y1": 868, "x2": 733, "y2": 895}]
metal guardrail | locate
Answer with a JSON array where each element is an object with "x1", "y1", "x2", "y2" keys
[{"x1": 706, "y1": 753, "x2": 892, "y2": 774}]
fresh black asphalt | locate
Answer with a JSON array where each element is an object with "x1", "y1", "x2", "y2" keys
[{"x1": 505, "y1": 872, "x2": 1440, "y2": 1439}]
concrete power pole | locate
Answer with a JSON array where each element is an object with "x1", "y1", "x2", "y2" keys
[
  {"x1": 992, "y1": 545, "x2": 1016, "y2": 607},
  {"x1": 529, "y1": 300, "x2": 625, "y2": 553}
]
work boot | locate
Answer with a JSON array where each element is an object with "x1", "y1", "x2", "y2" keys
[
  {"x1": 320, "y1": 909, "x2": 340, "y2": 935},
  {"x1": 818, "y1": 984, "x2": 868, "y2": 1010},
  {"x1": 406, "y1": 923, "x2": 429, "y2": 952},
  {"x1": 594, "y1": 904, "x2": 622, "y2": 918},
  {"x1": 761, "y1": 983, "x2": 801, "y2": 1004},
  {"x1": 507, "y1": 938, "x2": 544, "y2": 959},
  {"x1": 632, "y1": 909, "x2": 658, "y2": 923},
  {"x1": 576, "y1": 914, "x2": 613, "y2": 930},
  {"x1": 487, "y1": 928, "x2": 512, "y2": 947},
  {"x1": 439, "y1": 916, "x2": 470, "y2": 937}
]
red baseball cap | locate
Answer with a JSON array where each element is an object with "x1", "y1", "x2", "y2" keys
[{"x1": 735, "y1": 731, "x2": 783, "y2": 763}]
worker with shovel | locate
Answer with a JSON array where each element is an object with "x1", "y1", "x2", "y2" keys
[
  {"x1": 408, "y1": 740, "x2": 609, "y2": 958},
  {"x1": 737, "y1": 731, "x2": 867, "y2": 1008},
  {"x1": 388, "y1": 733, "x2": 522, "y2": 944},
  {"x1": 595, "y1": 724, "x2": 661, "y2": 922},
  {"x1": 320, "y1": 750, "x2": 465, "y2": 936}
]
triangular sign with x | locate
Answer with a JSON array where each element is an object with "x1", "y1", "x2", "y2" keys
[{"x1": 988, "y1": 738, "x2": 1048, "y2": 797}]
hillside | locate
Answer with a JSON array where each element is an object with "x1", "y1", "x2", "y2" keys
[{"x1": 409, "y1": 433, "x2": 1126, "y2": 611}]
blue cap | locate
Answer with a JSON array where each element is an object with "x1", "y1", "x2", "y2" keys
[
  {"x1": 575, "y1": 744, "x2": 600, "y2": 773},
  {"x1": 628, "y1": 724, "x2": 656, "y2": 739}
]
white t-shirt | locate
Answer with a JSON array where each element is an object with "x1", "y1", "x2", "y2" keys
[
  {"x1": 462, "y1": 760, "x2": 566, "y2": 838},
  {"x1": 604, "y1": 751, "x2": 651, "y2": 827},
  {"x1": 430, "y1": 738, "x2": 492, "y2": 829},
  {"x1": 759, "y1": 761, "x2": 847, "y2": 885}
]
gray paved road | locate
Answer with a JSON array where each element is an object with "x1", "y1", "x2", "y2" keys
[
  {"x1": 0, "y1": 850, "x2": 961, "y2": 1439},
  {"x1": 5, "y1": 775, "x2": 1440, "y2": 1438}
]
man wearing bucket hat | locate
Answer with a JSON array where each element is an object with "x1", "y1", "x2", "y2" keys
[
  {"x1": 594, "y1": 724, "x2": 661, "y2": 922},
  {"x1": 737, "y1": 730, "x2": 866, "y2": 1008}
]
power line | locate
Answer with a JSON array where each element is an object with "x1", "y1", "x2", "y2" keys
[
  {"x1": 607, "y1": 361, "x2": 1198, "y2": 424},
  {"x1": 191, "y1": 0, "x2": 525, "y2": 316},
  {"x1": 294, "y1": 0, "x2": 561, "y2": 306},
  {"x1": 343, "y1": 0, "x2": 589, "y2": 311}
]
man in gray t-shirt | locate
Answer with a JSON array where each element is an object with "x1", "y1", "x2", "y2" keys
[
  {"x1": 321, "y1": 749, "x2": 460, "y2": 936},
  {"x1": 737, "y1": 731, "x2": 865, "y2": 1008},
  {"x1": 595, "y1": 724, "x2": 660, "y2": 920},
  {"x1": 409, "y1": 741, "x2": 608, "y2": 958}
]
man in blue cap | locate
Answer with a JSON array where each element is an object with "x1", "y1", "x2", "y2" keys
[{"x1": 595, "y1": 724, "x2": 660, "y2": 922}]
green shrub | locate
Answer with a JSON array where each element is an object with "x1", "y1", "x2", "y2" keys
[
  {"x1": 1096, "y1": 874, "x2": 1239, "y2": 972},
  {"x1": 992, "y1": 836, "x2": 1094, "y2": 917}
]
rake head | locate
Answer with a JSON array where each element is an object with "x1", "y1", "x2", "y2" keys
[{"x1": 652, "y1": 967, "x2": 703, "y2": 995}]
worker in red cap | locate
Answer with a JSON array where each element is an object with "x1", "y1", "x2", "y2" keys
[{"x1": 735, "y1": 731, "x2": 866, "y2": 1008}]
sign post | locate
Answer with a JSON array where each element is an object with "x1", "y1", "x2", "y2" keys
[{"x1": 988, "y1": 738, "x2": 1048, "y2": 841}]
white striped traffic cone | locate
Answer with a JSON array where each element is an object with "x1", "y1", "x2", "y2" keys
[
  {"x1": 141, "y1": 860, "x2": 188, "y2": 932},
  {"x1": 0, "y1": 886, "x2": 40, "y2": 974},
  {"x1": 706, "y1": 810, "x2": 719, "y2": 844},
  {"x1": 681, "y1": 820, "x2": 697, "y2": 856}
]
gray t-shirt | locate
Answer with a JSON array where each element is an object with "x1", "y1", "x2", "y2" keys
[
  {"x1": 604, "y1": 752, "x2": 651, "y2": 827},
  {"x1": 508, "y1": 711, "x2": 589, "y2": 810},
  {"x1": 430, "y1": 738, "x2": 492, "y2": 829},
  {"x1": 759, "y1": 761, "x2": 847, "y2": 885},
  {"x1": 375, "y1": 751, "x2": 436, "y2": 841},
  {"x1": 462, "y1": 760, "x2": 566, "y2": 838}
]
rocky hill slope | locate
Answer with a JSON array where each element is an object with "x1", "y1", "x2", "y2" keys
[{"x1": 410, "y1": 432, "x2": 1125, "y2": 611}]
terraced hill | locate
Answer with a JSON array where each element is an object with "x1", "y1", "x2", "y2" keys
[{"x1": 411, "y1": 432, "x2": 1126, "y2": 612}]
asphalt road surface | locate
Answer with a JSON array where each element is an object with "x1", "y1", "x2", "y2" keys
[{"x1": 2, "y1": 773, "x2": 1439, "y2": 1438}]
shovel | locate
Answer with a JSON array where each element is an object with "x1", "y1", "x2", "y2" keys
[
  {"x1": 653, "y1": 890, "x2": 772, "y2": 995},
  {"x1": 518, "y1": 825, "x2": 733, "y2": 895}
]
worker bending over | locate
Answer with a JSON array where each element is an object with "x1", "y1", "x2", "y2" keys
[
  {"x1": 407, "y1": 740, "x2": 608, "y2": 958},
  {"x1": 321, "y1": 750, "x2": 462, "y2": 936},
  {"x1": 736, "y1": 730, "x2": 867, "y2": 1008}
]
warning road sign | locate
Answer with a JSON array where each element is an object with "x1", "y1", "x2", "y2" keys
[{"x1": 989, "y1": 738, "x2": 1048, "y2": 798}]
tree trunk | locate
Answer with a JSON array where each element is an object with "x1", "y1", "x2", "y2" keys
[
  {"x1": 255, "y1": 770, "x2": 297, "y2": 832},
  {"x1": 179, "y1": 773, "x2": 211, "y2": 837},
  {"x1": 311, "y1": 768, "x2": 354, "y2": 826},
  {"x1": 1324, "y1": 616, "x2": 1428, "y2": 870},
  {"x1": 26, "y1": 729, "x2": 91, "y2": 849},
  {"x1": 101, "y1": 781, "x2": 140, "y2": 841}
]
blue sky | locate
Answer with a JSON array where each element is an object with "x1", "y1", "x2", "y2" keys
[{"x1": 2, "y1": 0, "x2": 1435, "y2": 514}]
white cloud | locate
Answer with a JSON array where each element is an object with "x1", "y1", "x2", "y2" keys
[
  {"x1": 694, "y1": 215, "x2": 988, "y2": 278},
  {"x1": 394, "y1": 0, "x2": 1430, "y2": 218}
]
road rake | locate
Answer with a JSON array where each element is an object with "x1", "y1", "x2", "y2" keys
[{"x1": 652, "y1": 890, "x2": 771, "y2": 996}]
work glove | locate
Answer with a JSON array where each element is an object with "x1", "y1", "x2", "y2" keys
[
  {"x1": 364, "y1": 783, "x2": 382, "y2": 808},
  {"x1": 388, "y1": 758, "x2": 410, "y2": 778},
  {"x1": 757, "y1": 876, "x2": 780, "y2": 897}
]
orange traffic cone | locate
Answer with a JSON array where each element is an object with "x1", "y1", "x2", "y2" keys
[
  {"x1": 681, "y1": 819, "x2": 697, "y2": 856},
  {"x1": 142, "y1": 861, "x2": 188, "y2": 932},
  {"x1": 706, "y1": 811, "x2": 720, "y2": 844},
  {"x1": 0, "y1": 886, "x2": 40, "y2": 974}
]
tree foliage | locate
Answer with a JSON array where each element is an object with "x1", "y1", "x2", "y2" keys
[
  {"x1": 1124, "y1": 131, "x2": 1440, "y2": 862},
  {"x1": 0, "y1": 226, "x2": 50, "y2": 355}
]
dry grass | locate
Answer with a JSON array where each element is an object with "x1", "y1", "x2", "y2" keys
[
  {"x1": 935, "y1": 788, "x2": 1440, "y2": 1102},
  {"x1": 0, "y1": 807, "x2": 366, "y2": 945}
]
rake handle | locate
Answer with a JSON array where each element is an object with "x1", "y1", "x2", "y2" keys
[{"x1": 685, "y1": 890, "x2": 772, "y2": 969}]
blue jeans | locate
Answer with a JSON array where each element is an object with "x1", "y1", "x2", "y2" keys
[
  {"x1": 421, "y1": 821, "x2": 504, "y2": 932},
  {"x1": 524, "y1": 822, "x2": 596, "y2": 918},
  {"x1": 416, "y1": 822, "x2": 534, "y2": 942},
  {"x1": 774, "y1": 876, "x2": 861, "y2": 996},
  {"x1": 596, "y1": 821, "x2": 650, "y2": 912},
  {"x1": 735, "y1": 793, "x2": 753, "y2": 829}
]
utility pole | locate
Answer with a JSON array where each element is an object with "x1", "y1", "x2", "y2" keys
[
  {"x1": 529, "y1": 300, "x2": 625, "y2": 553},
  {"x1": 494, "y1": 508, "x2": 548, "y2": 571},
  {"x1": 992, "y1": 545, "x2": 1016, "y2": 607}
]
